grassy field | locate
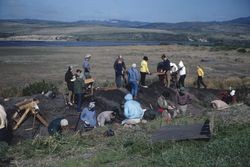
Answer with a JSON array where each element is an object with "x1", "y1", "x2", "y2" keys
[
  {"x1": 0, "y1": 45, "x2": 249, "y2": 97},
  {"x1": 1, "y1": 104, "x2": 250, "y2": 167}
]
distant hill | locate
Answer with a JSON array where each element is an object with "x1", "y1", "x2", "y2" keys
[{"x1": 0, "y1": 17, "x2": 250, "y2": 47}]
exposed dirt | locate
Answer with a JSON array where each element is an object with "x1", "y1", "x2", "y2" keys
[{"x1": 1, "y1": 80, "x2": 231, "y2": 142}]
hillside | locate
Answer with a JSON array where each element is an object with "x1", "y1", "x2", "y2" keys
[{"x1": 0, "y1": 17, "x2": 250, "y2": 46}]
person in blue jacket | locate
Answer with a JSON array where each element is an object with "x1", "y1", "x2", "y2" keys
[
  {"x1": 123, "y1": 94, "x2": 144, "y2": 121},
  {"x1": 80, "y1": 102, "x2": 97, "y2": 129},
  {"x1": 127, "y1": 63, "x2": 140, "y2": 99}
]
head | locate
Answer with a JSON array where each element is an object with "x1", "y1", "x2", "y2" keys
[
  {"x1": 178, "y1": 60, "x2": 184, "y2": 68},
  {"x1": 162, "y1": 91, "x2": 170, "y2": 99},
  {"x1": 68, "y1": 66, "x2": 73, "y2": 71},
  {"x1": 124, "y1": 93, "x2": 133, "y2": 101},
  {"x1": 161, "y1": 54, "x2": 167, "y2": 60},
  {"x1": 85, "y1": 54, "x2": 91, "y2": 60},
  {"x1": 230, "y1": 90, "x2": 236, "y2": 96},
  {"x1": 88, "y1": 101, "x2": 95, "y2": 111},
  {"x1": 197, "y1": 65, "x2": 201, "y2": 69},
  {"x1": 60, "y1": 119, "x2": 69, "y2": 128},
  {"x1": 132, "y1": 63, "x2": 136, "y2": 68},
  {"x1": 179, "y1": 87, "x2": 185, "y2": 93},
  {"x1": 143, "y1": 56, "x2": 148, "y2": 61},
  {"x1": 76, "y1": 69, "x2": 82, "y2": 75},
  {"x1": 118, "y1": 55, "x2": 122, "y2": 59}
]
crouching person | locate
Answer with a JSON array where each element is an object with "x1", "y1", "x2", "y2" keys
[
  {"x1": 0, "y1": 105, "x2": 12, "y2": 144},
  {"x1": 79, "y1": 102, "x2": 97, "y2": 130},
  {"x1": 157, "y1": 91, "x2": 178, "y2": 122},
  {"x1": 122, "y1": 94, "x2": 146, "y2": 126},
  {"x1": 97, "y1": 111, "x2": 116, "y2": 127},
  {"x1": 48, "y1": 118, "x2": 69, "y2": 135},
  {"x1": 176, "y1": 87, "x2": 191, "y2": 116}
]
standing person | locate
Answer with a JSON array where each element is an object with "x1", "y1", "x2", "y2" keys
[
  {"x1": 176, "y1": 87, "x2": 191, "y2": 116},
  {"x1": 161, "y1": 54, "x2": 171, "y2": 88},
  {"x1": 178, "y1": 60, "x2": 186, "y2": 88},
  {"x1": 140, "y1": 56, "x2": 151, "y2": 88},
  {"x1": 170, "y1": 62, "x2": 179, "y2": 88},
  {"x1": 114, "y1": 55, "x2": 126, "y2": 88},
  {"x1": 74, "y1": 69, "x2": 85, "y2": 112},
  {"x1": 82, "y1": 54, "x2": 91, "y2": 79},
  {"x1": 127, "y1": 63, "x2": 140, "y2": 98},
  {"x1": 197, "y1": 65, "x2": 207, "y2": 89},
  {"x1": 64, "y1": 66, "x2": 75, "y2": 106},
  {"x1": 157, "y1": 61, "x2": 165, "y2": 86}
]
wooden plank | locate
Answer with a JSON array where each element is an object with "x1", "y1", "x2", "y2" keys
[
  {"x1": 84, "y1": 78, "x2": 95, "y2": 84},
  {"x1": 152, "y1": 122, "x2": 211, "y2": 143}
]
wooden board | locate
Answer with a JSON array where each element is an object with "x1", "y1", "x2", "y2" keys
[
  {"x1": 84, "y1": 78, "x2": 95, "y2": 84},
  {"x1": 152, "y1": 121, "x2": 211, "y2": 143}
]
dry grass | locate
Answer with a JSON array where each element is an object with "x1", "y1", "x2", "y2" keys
[{"x1": 0, "y1": 45, "x2": 249, "y2": 95}]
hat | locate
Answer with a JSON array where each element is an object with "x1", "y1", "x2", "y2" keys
[
  {"x1": 88, "y1": 102, "x2": 95, "y2": 109},
  {"x1": 179, "y1": 87, "x2": 185, "y2": 92},
  {"x1": 60, "y1": 119, "x2": 68, "y2": 127},
  {"x1": 230, "y1": 90, "x2": 236, "y2": 96},
  {"x1": 132, "y1": 63, "x2": 136, "y2": 68},
  {"x1": 85, "y1": 54, "x2": 92, "y2": 58}
]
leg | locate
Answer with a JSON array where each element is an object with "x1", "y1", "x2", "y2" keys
[
  {"x1": 166, "y1": 71, "x2": 171, "y2": 88},
  {"x1": 115, "y1": 75, "x2": 122, "y2": 88},
  {"x1": 140, "y1": 72, "x2": 146, "y2": 86},
  {"x1": 200, "y1": 77, "x2": 207, "y2": 88},
  {"x1": 76, "y1": 93, "x2": 82, "y2": 112},
  {"x1": 197, "y1": 76, "x2": 201, "y2": 88}
]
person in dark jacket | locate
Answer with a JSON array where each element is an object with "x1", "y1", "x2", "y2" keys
[
  {"x1": 74, "y1": 69, "x2": 85, "y2": 112},
  {"x1": 48, "y1": 118, "x2": 69, "y2": 135},
  {"x1": 114, "y1": 55, "x2": 126, "y2": 88},
  {"x1": 64, "y1": 66, "x2": 75, "y2": 106},
  {"x1": 161, "y1": 54, "x2": 171, "y2": 88}
]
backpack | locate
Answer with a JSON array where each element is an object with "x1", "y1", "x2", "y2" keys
[{"x1": 143, "y1": 109, "x2": 157, "y2": 120}]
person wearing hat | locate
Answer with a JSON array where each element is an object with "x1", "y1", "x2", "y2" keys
[
  {"x1": 176, "y1": 87, "x2": 191, "y2": 116},
  {"x1": 197, "y1": 65, "x2": 207, "y2": 89},
  {"x1": 48, "y1": 118, "x2": 69, "y2": 135},
  {"x1": 113, "y1": 55, "x2": 127, "y2": 88},
  {"x1": 127, "y1": 63, "x2": 140, "y2": 98},
  {"x1": 79, "y1": 102, "x2": 97, "y2": 129},
  {"x1": 82, "y1": 54, "x2": 92, "y2": 79},
  {"x1": 0, "y1": 104, "x2": 12, "y2": 144},
  {"x1": 140, "y1": 56, "x2": 151, "y2": 88},
  {"x1": 64, "y1": 66, "x2": 75, "y2": 106}
]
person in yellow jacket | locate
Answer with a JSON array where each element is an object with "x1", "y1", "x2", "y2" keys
[
  {"x1": 197, "y1": 65, "x2": 207, "y2": 89},
  {"x1": 140, "y1": 56, "x2": 151, "y2": 88}
]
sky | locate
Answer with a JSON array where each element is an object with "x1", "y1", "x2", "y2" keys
[{"x1": 0, "y1": 0, "x2": 249, "y2": 23}]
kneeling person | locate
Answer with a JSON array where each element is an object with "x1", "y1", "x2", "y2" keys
[
  {"x1": 122, "y1": 94, "x2": 145, "y2": 125},
  {"x1": 80, "y1": 102, "x2": 97, "y2": 129},
  {"x1": 48, "y1": 118, "x2": 69, "y2": 135},
  {"x1": 97, "y1": 111, "x2": 116, "y2": 127}
]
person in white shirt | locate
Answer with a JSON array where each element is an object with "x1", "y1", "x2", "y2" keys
[{"x1": 178, "y1": 60, "x2": 186, "y2": 88}]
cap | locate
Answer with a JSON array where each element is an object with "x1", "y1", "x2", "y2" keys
[
  {"x1": 85, "y1": 54, "x2": 92, "y2": 58},
  {"x1": 60, "y1": 119, "x2": 68, "y2": 127},
  {"x1": 132, "y1": 63, "x2": 136, "y2": 68},
  {"x1": 230, "y1": 90, "x2": 236, "y2": 96}
]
